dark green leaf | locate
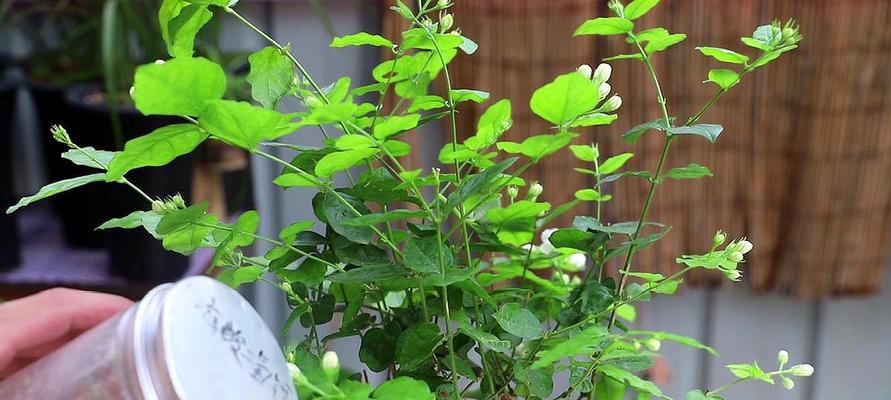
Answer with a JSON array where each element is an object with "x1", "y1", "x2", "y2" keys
[
  {"x1": 445, "y1": 157, "x2": 516, "y2": 210},
  {"x1": 667, "y1": 124, "x2": 724, "y2": 143},
  {"x1": 360, "y1": 327, "x2": 398, "y2": 372},
  {"x1": 396, "y1": 323, "x2": 443, "y2": 371},
  {"x1": 404, "y1": 236, "x2": 453, "y2": 274},
  {"x1": 494, "y1": 303, "x2": 543, "y2": 339},
  {"x1": 342, "y1": 210, "x2": 426, "y2": 226},
  {"x1": 317, "y1": 191, "x2": 374, "y2": 244},
  {"x1": 621, "y1": 118, "x2": 673, "y2": 144}
]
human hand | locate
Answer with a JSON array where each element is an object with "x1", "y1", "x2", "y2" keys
[{"x1": 0, "y1": 288, "x2": 132, "y2": 378}]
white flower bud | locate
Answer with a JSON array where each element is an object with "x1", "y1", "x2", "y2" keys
[
  {"x1": 593, "y1": 63, "x2": 612, "y2": 83},
  {"x1": 521, "y1": 243, "x2": 536, "y2": 252},
  {"x1": 728, "y1": 251, "x2": 744, "y2": 263},
  {"x1": 438, "y1": 0, "x2": 450, "y2": 7},
  {"x1": 633, "y1": 341, "x2": 642, "y2": 351},
  {"x1": 515, "y1": 342, "x2": 528, "y2": 358},
  {"x1": 288, "y1": 363, "x2": 309, "y2": 385},
  {"x1": 528, "y1": 181, "x2": 543, "y2": 199},
  {"x1": 713, "y1": 230, "x2": 727, "y2": 247},
  {"x1": 566, "y1": 253, "x2": 587, "y2": 271},
  {"x1": 778, "y1": 350, "x2": 789, "y2": 367},
  {"x1": 440, "y1": 14, "x2": 454, "y2": 32},
  {"x1": 788, "y1": 364, "x2": 814, "y2": 377},
  {"x1": 737, "y1": 240, "x2": 754, "y2": 254},
  {"x1": 598, "y1": 82, "x2": 611, "y2": 100},
  {"x1": 557, "y1": 272, "x2": 571, "y2": 285},
  {"x1": 577, "y1": 64, "x2": 593, "y2": 80},
  {"x1": 154, "y1": 59, "x2": 165, "y2": 65},
  {"x1": 129, "y1": 86, "x2": 136, "y2": 99},
  {"x1": 540, "y1": 228, "x2": 557, "y2": 254},
  {"x1": 724, "y1": 269, "x2": 742, "y2": 281},
  {"x1": 645, "y1": 338, "x2": 661, "y2": 352},
  {"x1": 782, "y1": 376, "x2": 795, "y2": 390},
  {"x1": 507, "y1": 186, "x2": 519, "y2": 200},
  {"x1": 570, "y1": 276, "x2": 582, "y2": 286},
  {"x1": 602, "y1": 95, "x2": 622, "y2": 112},
  {"x1": 321, "y1": 351, "x2": 340, "y2": 378}
]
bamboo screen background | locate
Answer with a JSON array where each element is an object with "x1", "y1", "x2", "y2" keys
[{"x1": 384, "y1": 0, "x2": 891, "y2": 298}]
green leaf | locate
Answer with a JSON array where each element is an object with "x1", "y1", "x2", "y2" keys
[
  {"x1": 458, "y1": 321, "x2": 510, "y2": 352},
  {"x1": 549, "y1": 228, "x2": 609, "y2": 252},
  {"x1": 273, "y1": 172, "x2": 320, "y2": 188},
  {"x1": 532, "y1": 326, "x2": 609, "y2": 369},
  {"x1": 159, "y1": 0, "x2": 213, "y2": 58},
  {"x1": 487, "y1": 200, "x2": 551, "y2": 225},
  {"x1": 514, "y1": 365, "x2": 555, "y2": 398},
  {"x1": 61, "y1": 147, "x2": 116, "y2": 169},
  {"x1": 98, "y1": 211, "x2": 156, "y2": 230},
  {"x1": 157, "y1": 203, "x2": 217, "y2": 255},
  {"x1": 494, "y1": 303, "x2": 543, "y2": 339},
  {"x1": 574, "y1": 17, "x2": 634, "y2": 36},
  {"x1": 645, "y1": 33, "x2": 687, "y2": 54},
  {"x1": 594, "y1": 376, "x2": 625, "y2": 400},
  {"x1": 132, "y1": 57, "x2": 226, "y2": 116},
  {"x1": 569, "y1": 144, "x2": 598, "y2": 162},
  {"x1": 726, "y1": 362, "x2": 774, "y2": 384},
  {"x1": 624, "y1": 0, "x2": 660, "y2": 20},
  {"x1": 373, "y1": 377, "x2": 434, "y2": 400},
  {"x1": 696, "y1": 46, "x2": 750, "y2": 64},
  {"x1": 667, "y1": 124, "x2": 724, "y2": 143},
  {"x1": 705, "y1": 69, "x2": 739, "y2": 89},
  {"x1": 106, "y1": 124, "x2": 207, "y2": 181},
  {"x1": 199, "y1": 100, "x2": 296, "y2": 150},
  {"x1": 599, "y1": 153, "x2": 634, "y2": 174},
  {"x1": 217, "y1": 265, "x2": 265, "y2": 288},
  {"x1": 628, "y1": 330, "x2": 717, "y2": 355},
  {"x1": 570, "y1": 113, "x2": 619, "y2": 127},
  {"x1": 687, "y1": 389, "x2": 724, "y2": 400},
  {"x1": 360, "y1": 327, "x2": 398, "y2": 372},
  {"x1": 445, "y1": 157, "x2": 516, "y2": 210},
  {"x1": 575, "y1": 189, "x2": 611, "y2": 202},
  {"x1": 403, "y1": 236, "x2": 453, "y2": 274},
  {"x1": 331, "y1": 32, "x2": 394, "y2": 48},
  {"x1": 315, "y1": 148, "x2": 378, "y2": 178},
  {"x1": 622, "y1": 118, "x2": 673, "y2": 144},
  {"x1": 497, "y1": 132, "x2": 577, "y2": 161},
  {"x1": 396, "y1": 323, "x2": 443, "y2": 371},
  {"x1": 317, "y1": 192, "x2": 374, "y2": 244},
  {"x1": 599, "y1": 364, "x2": 663, "y2": 397},
  {"x1": 604, "y1": 53, "x2": 644, "y2": 61},
  {"x1": 327, "y1": 265, "x2": 409, "y2": 284},
  {"x1": 530, "y1": 72, "x2": 601, "y2": 126},
  {"x1": 665, "y1": 163, "x2": 713, "y2": 180},
  {"x1": 7, "y1": 174, "x2": 106, "y2": 214},
  {"x1": 466, "y1": 99, "x2": 512, "y2": 150},
  {"x1": 373, "y1": 114, "x2": 420, "y2": 140},
  {"x1": 247, "y1": 46, "x2": 295, "y2": 109}
]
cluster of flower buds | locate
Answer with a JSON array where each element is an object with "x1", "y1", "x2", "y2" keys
[
  {"x1": 527, "y1": 181, "x2": 543, "y2": 201},
  {"x1": 710, "y1": 230, "x2": 753, "y2": 281},
  {"x1": 775, "y1": 350, "x2": 814, "y2": 390},
  {"x1": 151, "y1": 194, "x2": 187, "y2": 215},
  {"x1": 50, "y1": 125, "x2": 72, "y2": 146},
  {"x1": 439, "y1": 13, "x2": 454, "y2": 33},
  {"x1": 577, "y1": 63, "x2": 621, "y2": 113}
]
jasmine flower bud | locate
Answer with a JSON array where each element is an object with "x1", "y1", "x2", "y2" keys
[
  {"x1": 507, "y1": 186, "x2": 519, "y2": 201},
  {"x1": 288, "y1": 364, "x2": 309, "y2": 385},
  {"x1": 713, "y1": 230, "x2": 727, "y2": 247},
  {"x1": 440, "y1": 13, "x2": 454, "y2": 32},
  {"x1": 154, "y1": 59, "x2": 165, "y2": 65},
  {"x1": 728, "y1": 251, "x2": 744, "y2": 263},
  {"x1": 50, "y1": 125, "x2": 71, "y2": 145},
  {"x1": 577, "y1": 64, "x2": 593, "y2": 80},
  {"x1": 736, "y1": 239, "x2": 754, "y2": 254},
  {"x1": 566, "y1": 252, "x2": 587, "y2": 271},
  {"x1": 540, "y1": 228, "x2": 557, "y2": 254},
  {"x1": 602, "y1": 95, "x2": 622, "y2": 112},
  {"x1": 782, "y1": 376, "x2": 795, "y2": 390},
  {"x1": 527, "y1": 181, "x2": 543, "y2": 199},
  {"x1": 645, "y1": 339, "x2": 661, "y2": 352},
  {"x1": 438, "y1": 0, "x2": 450, "y2": 7},
  {"x1": 598, "y1": 82, "x2": 611, "y2": 100},
  {"x1": 724, "y1": 269, "x2": 742, "y2": 281},
  {"x1": 788, "y1": 364, "x2": 814, "y2": 377},
  {"x1": 593, "y1": 63, "x2": 612, "y2": 83},
  {"x1": 321, "y1": 351, "x2": 340, "y2": 378},
  {"x1": 777, "y1": 350, "x2": 789, "y2": 367},
  {"x1": 570, "y1": 276, "x2": 582, "y2": 286}
]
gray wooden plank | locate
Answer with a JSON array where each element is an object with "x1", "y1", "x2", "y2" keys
[{"x1": 811, "y1": 264, "x2": 891, "y2": 400}]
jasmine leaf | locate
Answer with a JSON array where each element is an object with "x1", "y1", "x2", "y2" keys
[
  {"x1": 604, "y1": 53, "x2": 644, "y2": 61},
  {"x1": 549, "y1": 228, "x2": 609, "y2": 252},
  {"x1": 61, "y1": 147, "x2": 116, "y2": 169},
  {"x1": 667, "y1": 124, "x2": 724, "y2": 143},
  {"x1": 403, "y1": 236, "x2": 453, "y2": 274},
  {"x1": 373, "y1": 377, "x2": 434, "y2": 400},
  {"x1": 159, "y1": 0, "x2": 213, "y2": 58},
  {"x1": 247, "y1": 46, "x2": 295, "y2": 109},
  {"x1": 624, "y1": 0, "x2": 660, "y2": 20},
  {"x1": 466, "y1": 99, "x2": 512, "y2": 150},
  {"x1": 157, "y1": 203, "x2": 217, "y2": 255},
  {"x1": 360, "y1": 328, "x2": 398, "y2": 372},
  {"x1": 622, "y1": 118, "x2": 673, "y2": 144},
  {"x1": 665, "y1": 163, "x2": 713, "y2": 180},
  {"x1": 514, "y1": 365, "x2": 555, "y2": 398},
  {"x1": 331, "y1": 32, "x2": 394, "y2": 48},
  {"x1": 530, "y1": 72, "x2": 600, "y2": 126},
  {"x1": 570, "y1": 145, "x2": 598, "y2": 162},
  {"x1": 273, "y1": 172, "x2": 320, "y2": 188},
  {"x1": 373, "y1": 114, "x2": 420, "y2": 140},
  {"x1": 696, "y1": 46, "x2": 750, "y2": 64},
  {"x1": 598, "y1": 364, "x2": 663, "y2": 397},
  {"x1": 132, "y1": 57, "x2": 226, "y2": 116},
  {"x1": 628, "y1": 330, "x2": 718, "y2": 355},
  {"x1": 328, "y1": 265, "x2": 410, "y2": 284},
  {"x1": 599, "y1": 153, "x2": 634, "y2": 174},
  {"x1": 217, "y1": 265, "x2": 265, "y2": 288},
  {"x1": 705, "y1": 69, "x2": 740, "y2": 89},
  {"x1": 574, "y1": 17, "x2": 634, "y2": 36},
  {"x1": 532, "y1": 326, "x2": 609, "y2": 369},
  {"x1": 727, "y1": 362, "x2": 774, "y2": 384},
  {"x1": 7, "y1": 174, "x2": 106, "y2": 214},
  {"x1": 458, "y1": 321, "x2": 510, "y2": 352},
  {"x1": 497, "y1": 132, "x2": 577, "y2": 161},
  {"x1": 575, "y1": 189, "x2": 612, "y2": 202},
  {"x1": 487, "y1": 200, "x2": 551, "y2": 225},
  {"x1": 316, "y1": 192, "x2": 374, "y2": 244},
  {"x1": 199, "y1": 100, "x2": 296, "y2": 149},
  {"x1": 645, "y1": 33, "x2": 687, "y2": 54},
  {"x1": 445, "y1": 157, "x2": 516, "y2": 210},
  {"x1": 342, "y1": 210, "x2": 426, "y2": 226},
  {"x1": 97, "y1": 211, "x2": 155, "y2": 230},
  {"x1": 570, "y1": 113, "x2": 618, "y2": 127},
  {"x1": 494, "y1": 303, "x2": 543, "y2": 339},
  {"x1": 106, "y1": 124, "x2": 208, "y2": 181},
  {"x1": 450, "y1": 88, "x2": 489, "y2": 103},
  {"x1": 396, "y1": 323, "x2": 443, "y2": 371},
  {"x1": 315, "y1": 148, "x2": 378, "y2": 178}
]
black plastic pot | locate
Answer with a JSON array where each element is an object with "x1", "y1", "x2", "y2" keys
[
  {"x1": 64, "y1": 85, "x2": 193, "y2": 282},
  {"x1": 0, "y1": 81, "x2": 21, "y2": 270}
]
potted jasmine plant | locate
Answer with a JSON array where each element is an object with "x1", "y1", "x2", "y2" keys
[{"x1": 7, "y1": 0, "x2": 813, "y2": 398}]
